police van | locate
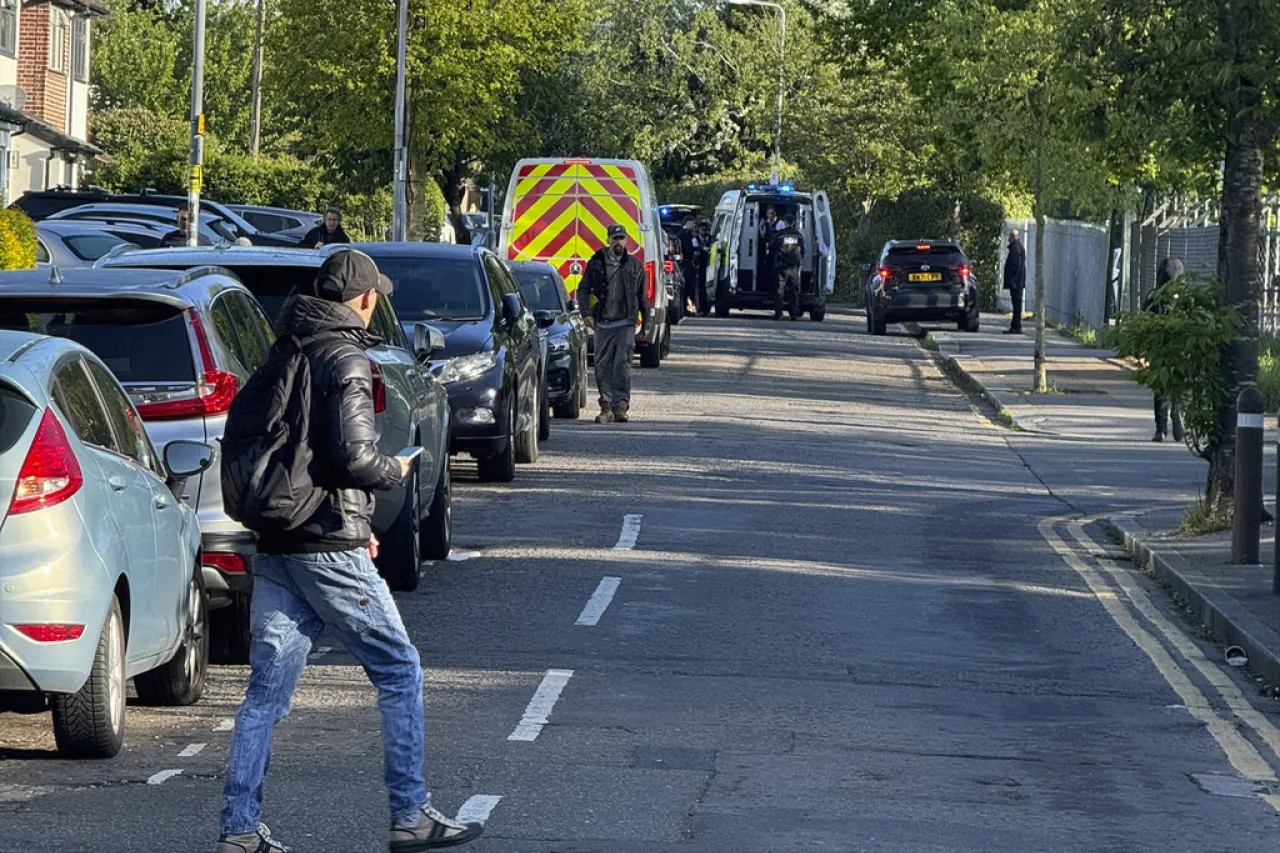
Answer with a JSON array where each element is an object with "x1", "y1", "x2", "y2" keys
[{"x1": 707, "y1": 184, "x2": 836, "y2": 321}]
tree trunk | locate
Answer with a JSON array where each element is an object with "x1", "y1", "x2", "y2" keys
[
  {"x1": 1205, "y1": 123, "x2": 1269, "y2": 517},
  {"x1": 1032, "y1": 141, "x2": 1047, "y2": 393},
  {"x1": 948, "y1": 197, "x2": 962, "y2": 238},
  {"x1": 406, "y1": 142, "x2": 432, "y2": 242},
  {"x1": 248, "y1": 0, "x2": 266, "y2": 157},
  {"x1": 857, "y1": 198, "x2": 872, "y2": 240}
]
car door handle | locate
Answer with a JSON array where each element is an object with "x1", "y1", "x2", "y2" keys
[{"x1": 108, "y1": 475, "x2": 128, "y2": 492}]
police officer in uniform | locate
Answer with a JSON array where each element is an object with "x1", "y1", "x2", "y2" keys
[{"x1": 770, "y1": 213, "x2": 805, "y2": 320}]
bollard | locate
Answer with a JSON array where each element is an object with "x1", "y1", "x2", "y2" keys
[{"x1": 1233, "y1": 386, "x2": 1265, "y2": 564}]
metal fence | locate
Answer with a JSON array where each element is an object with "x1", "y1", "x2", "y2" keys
[{"x1": 996, "y1": 217, "x2": 1111, "y2": 329}]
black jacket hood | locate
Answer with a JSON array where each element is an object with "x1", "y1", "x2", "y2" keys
[{"x1": 275, "y1": 292, "x2": 378, "y2": 348}]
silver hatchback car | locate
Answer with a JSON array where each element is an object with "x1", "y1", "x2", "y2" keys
[{"x1": 0, "y1": 331, "x2": 215, "y2": 758}]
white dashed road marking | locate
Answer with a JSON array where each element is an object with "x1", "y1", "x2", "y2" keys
[
  {"x1": 456, "y1": 795, "x2": 502, "y2": 824},
  {"x1": 147, "y1": 769, "x2": 184, "y2": 785},
  {"x1": 447, "y1": 551, "x2": 483, "y2": 562},
  {"x1": 614, "y1": 515, "x2": 642, "y2": 550},
  {"x1": 213, "y1": 718, "x2": 234, "y2": 732},
  {"x1": 575, "y1": 577, "x2": 621, "y2": 626},
  {"x1": 508, "y1": 669, "x2": 574, "y2": 742},
  {"x1": 178, "y1": 742, "x2": 206, "y2": 758}
]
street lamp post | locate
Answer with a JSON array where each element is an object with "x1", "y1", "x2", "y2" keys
[
  {"x1": 390, "y1": 0, "x2": 409, "y2": 242},
  {"x1": 727, "y1": 0, "x2": 785, "y2": 185},
  {"x1": 187, "y1": 0, "x2": 207, "y2": 247}
]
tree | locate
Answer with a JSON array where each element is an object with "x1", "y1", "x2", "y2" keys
[
  {"x1": 91, "y1": 1, "x2": 183, "y2": 115},
  {"x1": 1104, "y1": 0, "x2": 1280, "y2": 518}
]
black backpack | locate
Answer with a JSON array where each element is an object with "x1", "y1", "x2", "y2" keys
[{"x1": 220, "y1": 335, "x2": 326, "y2": 532}]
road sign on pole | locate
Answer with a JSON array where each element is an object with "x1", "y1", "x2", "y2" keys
[
  {"x1": 187, "y1": 0, "x2": 207, "y2": 247},
  {"x1": 390, "y1": 0, "x2": 408, "y2": 242}
]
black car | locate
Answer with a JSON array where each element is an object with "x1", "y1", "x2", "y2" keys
[
  {"x1": 509, "y1": 261, "x2": 589, "y2": 420},
  {"x1": 12, "y1": 188, "x2": 295, "y2": 247},
  {"x1": 863, "y1": 239, "x2": 981, "y2": 335},
  {"x1": 356, "y1": 243, "x2": 543, "y2": 483}
]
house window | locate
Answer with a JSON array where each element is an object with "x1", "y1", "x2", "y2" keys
[
  {"x1": 0, "y1": 0, "x2": 16, "y2": 58},
  {"x1": 49, "y1": 10, "x2": 70, "y2": 75},
  {"x1": 72, "y1": 16, "x2": 88, "y2": 83}
]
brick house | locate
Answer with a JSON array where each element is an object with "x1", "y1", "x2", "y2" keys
[{"x1": 0, "y1": 0, "x2": 105, "y2": 205}]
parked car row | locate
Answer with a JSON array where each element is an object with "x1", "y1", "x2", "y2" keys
[{"x1": 0, "y1": 238, "x2": 598, "y2": 758}]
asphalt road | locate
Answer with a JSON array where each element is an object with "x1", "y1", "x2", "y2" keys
[{"x1": 3, "y1": 313, "x2": 1280, "y2": 852}]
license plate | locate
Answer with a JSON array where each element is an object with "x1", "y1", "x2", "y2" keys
[{"x1": 909, "y1": 272, "x2": 943, "y2": 282}]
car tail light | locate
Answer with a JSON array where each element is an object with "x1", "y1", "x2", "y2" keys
[
  {"x1": 203, "y1": 552, "x2": 247, "y2": 574},
  {"x1": 9, "y1": 408, "x2": 83, "y2": 515},
  {"x1": 878, "y1": 267, "x2": 892, "y2": 282},
  {"x1": 13, "y1": 624, "x2": 85, "y2": 642},
  {"x1": 645, "y1": 261, "x2": 656, "y2": 304},
  {"x1": 663, "y1": 260, "x2": 674, "y2": 274},
  {"x1": 134, "y1": 309, "x2": 239, "y2": 421},
  {"x1": 958, "y1": 264, "x2": 972, "y2": 278},
  {"x1": 916, "y1": 244, "x2": 931, "y2": 251},
  {"x1": 369, "y1": 358, "x2": 387, "y2": 414}
]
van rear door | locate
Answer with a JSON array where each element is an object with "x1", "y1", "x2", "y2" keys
[{"x1": 813, "y1": 191, "x2": 836, "y2": 295}]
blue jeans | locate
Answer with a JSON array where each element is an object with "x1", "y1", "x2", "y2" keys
[{"x1": 219, "y1": 550, "x2": 427, "y2": 834}]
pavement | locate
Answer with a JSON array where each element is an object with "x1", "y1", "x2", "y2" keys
[{"x1": 6, "y1": 311, "x2": 1280, "y2": 851}]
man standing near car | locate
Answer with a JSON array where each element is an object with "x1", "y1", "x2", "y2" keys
[
  {"x1": 300, "y1": 208, "x2": 351, "y2": 248},
  {"x1": 160, "y1": 205, "x2": 212, "y2": 247},
  {"x1": 678, "y1": 216, "x2": 701, "y2": 315},
  {"x1": 770, "y1": 213, "x2": 805, "y2": 320},
  {"x1": 1003, "y1": 228, "x2": 1027, "y2": 334},
  {"x1": 214, "y1": 251, "x2": 483, "y2": 853},
  {"x1": 696, "y1": 219, "x2": 713, "y2": 315},
  {"x1": 581, "y1": 224, "x2": 652, "y2": 424}
]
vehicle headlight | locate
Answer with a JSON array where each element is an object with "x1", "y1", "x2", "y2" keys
[
  {"x1": 549, "y1": 339, "x2": 571, "y2": 355},
  {"x1": 439, "y1": 352, "x2": 497, "y2": 384}
]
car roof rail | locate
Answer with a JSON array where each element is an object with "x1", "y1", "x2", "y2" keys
[{"x1": 93, "y1": 241, "x2": 143, "y2": 268}]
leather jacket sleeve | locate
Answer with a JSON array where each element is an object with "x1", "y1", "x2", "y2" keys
[{"x1": 321, "y1": 348, "x2": 402, "y2": 491}]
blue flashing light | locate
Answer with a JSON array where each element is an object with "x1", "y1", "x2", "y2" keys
[
  {"x1": 660, "y1": 206, "x2": 670, "y2": 215},
  {"x1": 779, "y1": 183, "x2": 794, "y2": 193}
]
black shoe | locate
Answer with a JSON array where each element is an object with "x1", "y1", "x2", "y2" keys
[
  {"x1": 390, "y1": 806, "x2": 484, "y2": 851},
  {"x1": 214, "y1": 824, "x2": 289, "y2": 853},
  {"x1": 1152, "y1": 432, "x2": 1165, "y2": 442},
  {"x1": 1005, "y1": 328, "x2": 1022, "y2": 335},
  {"x1": 773, "y1": 312, "x2": 782, "y2": 321}
]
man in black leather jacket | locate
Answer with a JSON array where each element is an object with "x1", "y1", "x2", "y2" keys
[
  {"x1": 581, "y1": 224, "x2": 652, "y2": 424},
  {"x1": 215, "y1": 250, "x2": 484, "y2": 853}
]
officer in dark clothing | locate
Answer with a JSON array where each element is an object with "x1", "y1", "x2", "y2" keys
[
  {"x1": 300, "y1": 208, "x2": 351, "y2": 248},
  {"x1": 1147, "y1": 257, "x2": 1186, "y2": 442},
  {"x1": 758, "y1": 205, "x2": 779, "y2": 293},
  {"x1": 160, "y1": 206, "x2": 213, "y2": 247},
  {"x1": 769, "y1": 214, "x2": 805, "y2": 320},
  {"x1": 677, "y1": 216, "x2": 702, "y2": 315},
  {"x1": 1003, "y1": 228, "x2": 1027, "y2": 333},
  {"x1": 581, "y1": 224, "x2": 653, "y2": 424},
  {"x1": 696, "y1": 219, "x2": 712, "y2": 316}
]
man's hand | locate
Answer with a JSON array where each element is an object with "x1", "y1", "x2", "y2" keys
[
  {"x1": 398, "y1": 457, "x2": 414, "y2": 479},
  {"x1": 368, "y1": 534, "x2": 380, "y2": 561},
  {"x1": 584, "y1": 316, "x2": 595, "y2": 330},
  {"x1": 637, "y1": 328, "x2": 651, "y2": 344},
  {"x1": 315, "y1": 241, "x2": 325, "y2": 250}
]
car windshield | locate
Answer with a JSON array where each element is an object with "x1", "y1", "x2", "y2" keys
[
  {"x1": 371, "y1": 256, "x2": 488, "y2": 321},
  {"x1": 0, "y1": 300, "x2": 195, "y2": 382},
  {"x1": 512, "y1": 269, "x2": 563, "y2": 312},
  {"x1": 63, "y1": 233, "x2": 129, "y2": 261}
]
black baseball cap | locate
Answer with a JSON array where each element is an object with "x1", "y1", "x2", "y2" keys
[
  {"x1": 607, "y1": 224, "x2": 628, "y2": 240},
  {"x1": 313, "y1": 250, "x2": 394, "y2": 302}
]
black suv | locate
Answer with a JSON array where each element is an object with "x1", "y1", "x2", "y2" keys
[{"x1": 863, "y1": 240, "x2": 980, "y2": 335}]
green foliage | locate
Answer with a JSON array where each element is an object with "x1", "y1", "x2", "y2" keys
[
  {"x1": 0, "y1": 210, "x2": 37, "y2": 271},
  {"x1": 1259, "y1": 334, "x2": 1280, "y2": 412},
  {"x1": 1115, "y1": 279, "x2": 1239, "y2": 458},
  {"x1": 92, "y1": 1, "x2": 182, "y2": 115}
]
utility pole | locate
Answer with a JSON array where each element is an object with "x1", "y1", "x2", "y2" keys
[
  {"x1": 390, "y1": 0, "x2": 409, "y2": 241},
  {"x1": 248, "y1": 0, "x2": 266, "y2": 158},
  {"x1": 187, "y1": 0, "x2": 207, "y2": 247}
]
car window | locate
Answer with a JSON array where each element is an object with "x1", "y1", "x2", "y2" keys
[
  {"x1": 227, "y1": 291, "x2": 273, "y2": 368},
  {"x1": 0, "y1": 382, "x2": 37, "y2": 455},
  {"x1": 108, "y1": 230, "x2": 162, "y2": 248},
  {"x1": 35, "y1": 239, "x2": 50, "y2": 263},
  {"x1": 210, "y1": 219, "x2": 239, "y2": 243},
  {"x1": 0, "y1": 299, "x2": 196, "y2": 383},
  {"x1": 84, "y1": 358, "x2": 156, "y2": 473},
  {"x1": 886, "y1": 245, "x2": 966, "y2": 266},
  {"x1": 371, "y1": 255, "x2": 488, "y2": 321},
  {"x1": 368, "y1": 295, "x2": 404, "y2": 347},
  {"x1": 50, "y1": 357, "x2": 118, "y2": 453},
  {"x1": 210, "y1": 294, "x2": 250, "y2": 374},
  {"x1": 482, "y1": 257, "x2": 506, "y2": 317},
  {"x1": 241, "y1": 211, "x2": 283, "y2": 233},
  {"x1": 375, "y1": 297, "x2": 409, "y2": 349},
  {"x1": 512, "y1": 268, "x2": 564, "y2": 311},
  {"x1": 64, "y1": 233, "x2": 128, "y2": 261}
]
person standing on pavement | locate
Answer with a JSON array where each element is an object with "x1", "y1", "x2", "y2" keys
[
  {"x1": 1003, "y1": 228, "x2": 1027, "y2": 333},
  {"x1": 1147, "y1": 256, "x2": 1186, "y2": 443},
  {"x1": 770, "y1": 214, "x2": 806, "y2": 320},
  {"x1": 213, "y1": 250, "x2": 483, "y2": 853},
  {"x1": 696, "y1": 219, "x2": 713, "y2": 316},
  {"x1": 299, "y1": 208, "x2": 351, "y2": 248},
  {"x1": 678, "y1": 216, "x2": 701, "y2": 314},
  {"x1": 581, "y1": 224, "x2": 652, "y2": 424}
]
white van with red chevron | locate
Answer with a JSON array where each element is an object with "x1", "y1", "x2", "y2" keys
[{"x1": 499, "y1": 158, "x2": 671, "y2": 368}]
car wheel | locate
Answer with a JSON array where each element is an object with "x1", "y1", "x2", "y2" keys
[
  {"x1": 538, "y1": 380, "x2": 552, "y2": 442},
  {"x1": 639, "y1": 339, "x2": 662, "y2": 368},
  {"x1": 420, "y1": 459, "x2": 452, "y2": 561},
  {"x1": 51, "y1": 597, "x2": 125, "y2": 759},
  {"x1": 963, "y1": 305, "x2": 980, "y2": 332},
  {"x1": 515, "y1": 385, "x2": 539, "y2": 464},
  {"x1": 660, "y1": 321, "x2": 672, "y2": 359},
  {"x1": 714, "y1": 280, "x2": 731, "y2": 318},
  {"x1": 811, "y1": 305, "x2": 826, "y2": 322},
  {"x1": 135, "y1": 564, "x2": 208, "y2": 706},
  {"x1": 554, "y1": 382, "x2": 582, "y2": 420},
  {"x1": 477, "y1": 401, "x2": 517, "y2": 482},
  {"x1": 211, "y1": 591, "x2": 251, "y2": 665},
  {"x1": 376, "y1": 468, "x2": 421, "y2": 592}
]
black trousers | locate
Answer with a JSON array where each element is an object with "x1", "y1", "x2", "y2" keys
[
  {"x1": 775, "y1": 268, "x2": 800, "y2": 315},
  {"x1": 1155, "y1": 397, "x2": 1183, "y2": 439},
  {"x1": 1009, "y1": 286, "x2": 1024, "y2": 331}
]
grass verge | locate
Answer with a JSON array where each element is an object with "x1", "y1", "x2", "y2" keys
[{"x1": 1180, "y1": 497, "x2": 1230, "y2": 536}]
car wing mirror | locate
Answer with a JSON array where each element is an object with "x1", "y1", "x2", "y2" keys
[
  {"x1": 567, "y1": 298, "x2": 579, "y2": 313},
  {"x1": 501, "y1": 293, "x2": 523, "y2": 327},
  {"x1": 860, "y1": 263, "x2": 872, "y2": 273},
  {"x1": 413, "y1": 323, "x2": 445, "y2": 360},
  {"x1": 163, "y1": 439, "x2": 216, "y2": 495},
  {"x1": 534, "y1": 309, "x2": 556, "y2": 329}
]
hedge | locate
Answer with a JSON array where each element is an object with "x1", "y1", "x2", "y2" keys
[{"x1": 0, "y1": 209, "x2": 37, "y2": 270}]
